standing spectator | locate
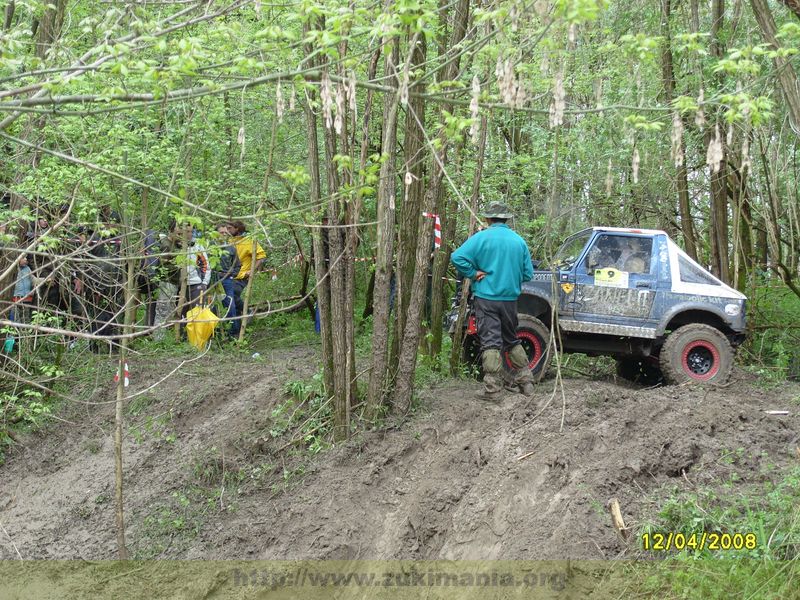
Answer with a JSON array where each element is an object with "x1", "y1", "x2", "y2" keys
[
  {"x1": 227, "y1": 220, "x2": 266, "y2": 324},
  {"x1": 137, "y1": 228, "x2": 159, "y2": 328},
  {"x1": 11, "y1": 255, "x2": 34, "y2": 324},
  {"x1": 5, "y1": 254, "x2": 35, "y2": 355},
  {"x1": 183, "y1": 224, "x2": 211, "y2": 314},
  {"x1": 450, "y1": 202, "x2": 535, "y2": 400},
  {"x1": 152, "y1": 220, "x2": 210, "y2": 341},
  {"x1": 83, "y1": 215, "x2": 124, "y2": 352},
  {"x1": 214, "y1": 222, "x2": 241, "y2": 338},
  {"x1": 152, "y1": 223, "x2": 182, "y2": 341}
]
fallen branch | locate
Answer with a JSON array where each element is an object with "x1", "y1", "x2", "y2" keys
[{"x1": 607, "y1": 498, "x2": 630, "y2": 542}]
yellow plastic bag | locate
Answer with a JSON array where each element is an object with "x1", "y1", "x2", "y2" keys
[{"x1": 185, "y1": 305, "x2": 219, "y2": 350}]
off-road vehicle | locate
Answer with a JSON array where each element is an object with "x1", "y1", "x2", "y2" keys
[{"x1": 451, "y1": 227, "x2": 747, "y2": 385}]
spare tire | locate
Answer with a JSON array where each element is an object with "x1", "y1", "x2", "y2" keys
[
  {"x1": 659, "y1": 323, "x2": 734, "y2": 385},
  {"x1": 503, "y1": 314, "x2": 552, "y2": 383}
]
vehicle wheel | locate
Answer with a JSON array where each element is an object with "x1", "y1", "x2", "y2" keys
[
  {"x1": 615, "y1": 358, "x2": 663, "y2": 386},
  {"x1": 503, "y1": 315, "x2": 552, "y2": 383},
  {"x1": 659, "y1": 324, "x2": 734, "y2": 385}
]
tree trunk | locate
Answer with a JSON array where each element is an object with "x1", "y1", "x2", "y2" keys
[
  {"x1": 391, "y1": 0, "x2": 470, "y2": 409},
  {"x1": 428, "y1": 139, "x2": 466, "y2": 360},
  {"x1": 365, "y1": 36, "x2": 400, "y2": 419},
  {"x1": 114, "y1": 233, "x2": 137, "y2": 560},
  {"x1": 4, "y1": 0, "x2": 15, "y2": 30},
  {"x1": 34, "y1": 0, "x2": 67, "y2": 59},
  {"x1": 391, "y1": 189, "x2": 435, "y2": 411},
  {"x1": 394, "y1": 32, "x2": 427, "y2": 364},
  {"x1": 708, "y1": 0, "x2": 731, "y2": 283},
  {"x1": 750, "y1": 0, "x2": 800, "y2": 134},
  {"x1": 303, "y1": 22, "x2": 335, "y2": 398},
  {"x1": 450, "y1": 114, "x2": 487, "y2": 373},
  {"x1": 661, "y1": 0, "x2": 698, "y2": 259}
]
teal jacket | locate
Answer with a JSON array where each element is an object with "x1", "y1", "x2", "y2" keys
[{"x1": 451, "y1": 223, "x2": 533, "y2": 301}]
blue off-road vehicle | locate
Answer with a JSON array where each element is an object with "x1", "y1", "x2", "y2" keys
[{"x1": 454, "y1": 227, "x2": 747, "y2": 385}]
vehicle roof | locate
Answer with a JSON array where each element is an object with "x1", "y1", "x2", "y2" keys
[{"x1": 582, "y1": 226, "x2": 667, "y2": 236}]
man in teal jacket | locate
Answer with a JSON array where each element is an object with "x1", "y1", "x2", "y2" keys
[{"x1": 451, "y1": 202, "x2": 535, "y2": 400}]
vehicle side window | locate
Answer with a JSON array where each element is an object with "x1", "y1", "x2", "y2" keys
[
  {"x1": 584, "y1": 235, "x2": 652, "y2": 274},
  {"x1": 551, "y1": 232, "x2": 592, "y2": 270},
  {"x1": 617, "y1": 237, "x2": 652, "y2": 274},
  {"x1": 678, "y1": 255, "x2": 720, "y2": 285}
]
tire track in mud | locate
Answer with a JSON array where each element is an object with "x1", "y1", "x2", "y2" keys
[
  {"x1": 0, "y1": 348, "x2": 317, "y2": 560},
  {"x1": 1, "y1": 363, "x2": 798, "y2": 561}
]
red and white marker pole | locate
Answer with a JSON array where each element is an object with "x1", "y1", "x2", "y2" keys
[{"x1": 422, "y1": 212, "x2": 441, "y2": 249}]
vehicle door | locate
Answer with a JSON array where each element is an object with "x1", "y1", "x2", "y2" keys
[
  {"x1": 567, "y1": 233, "x2": 659, "y2": 333},
  {"x1": 547, "y1": 230, "x2": 593, "y2": 318}
]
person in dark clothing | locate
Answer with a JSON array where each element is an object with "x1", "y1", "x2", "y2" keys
[
  {"x1": 214, "y1": 222, "x2": 241, "y2": 338},
  {"x1": 451, "y1": 202, "x2": 535, "y2": 400},
  {"x1": 80, "y1": 218, "x2": 124, "y2": 352},
  {"x1": 137, "y1": 229, "x2": 159, "y2": 328}
]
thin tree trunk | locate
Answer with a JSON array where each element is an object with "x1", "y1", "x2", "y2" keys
[
  {"x1": 3, "y1": 1, "x2": 15, "y2": 30},
  {"x1": 708, "y1": 0, "x2": 731, "y2": 283},
  {"x1": 34, "y1": 0, "x2": 67, "y2": 59},
  {"x1": 394, "y1": 32, "x2": 427, "y2": 363},
  {"x1": 450, "y1": 114, "x2": 487, "y2": 373},
  {"x1": 316, "y1": 64, "x2": 352, "y2": 440},
  {"x1": 303, "y1": 25, "x2": 335, "y2": 397},
  {"x1": 114, "y1": 235, "x2": 136, "y2": 560},
  {"x1": 392, "y1": 0, "x2": 470, "y2": 409},
  {"x1": 759, "y1": 133, "x2": 784, "y2": 267},
  {"x1": 428, "y1": 138, "x2": 466, "y2": 359},
  {"x1": 726, "y1": 131, "x2": 753, "y2": 292},
  {"x1": 391, "y1": 186, "x2": 437, "y2": 411},
  {"x1": 366, "y1": 36, "x2": 400, "y2": 419},
  {"x1": 661, "y1": 0, "x2": 698, "y2": 259},
  {"x1": 750, "y1": 0, "x2": 800, "y2": 134},
  {"x1": 347, "y1": 43, "x2": 382, "y2": 404},
  {"x1": 174, "y1": 229, "x2": 189, "y2": 342}
]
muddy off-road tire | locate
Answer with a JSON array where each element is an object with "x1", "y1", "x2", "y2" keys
[
  {"x1": 615, "y1": 358, "x2": 664, "y2": 386},
  {"x1": 503, "y1": 314, "x2": 552, "y2": 383},
  {"x1": 659, "y1": 324, "x2": 734, "y2": 385}
]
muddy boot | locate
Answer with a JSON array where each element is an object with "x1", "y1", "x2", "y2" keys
[
  {"x1": 508, "y1": 344, "x2": 536, "y2": 396},
  {"x1": 478, "y1": 349, "x2": 504, "y2": 401}
]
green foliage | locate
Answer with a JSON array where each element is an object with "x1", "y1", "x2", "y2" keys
[
  {"x1": 630, "y1": 466, "x2": 800, "y2": 598},
  {"x1": 129, "y1": 411, "x2": 175, "y2": 445},
  {"x1": 718, "y1": 92, "x2": 774, "y2": 125},
  {"x1": 555, "y1": 0, "x2": 608, "y2": 24},
  {"x1": 273, "y1": 371, "x2": 331, "y2": 454},
  {"x1": 617, "y1": 33, "x2": 663, "y2": 61},
  {"x1": 743, "y1": 284, "x2": 800, "y2": 383},
  {"x1": 624, "y1": 114, "x2": 665, "y2": 132}
]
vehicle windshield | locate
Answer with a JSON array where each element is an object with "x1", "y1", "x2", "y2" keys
[{"x1": 546, "y1": 231, "x2": 592, "y2": 271}]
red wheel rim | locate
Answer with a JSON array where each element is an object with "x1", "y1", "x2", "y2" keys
[
  {"x1": 505, "y1": 330, "x2": 544, "y2": 370},
  {"x1": 681, "y1": 340, "x2": 720, "y2": 380}
]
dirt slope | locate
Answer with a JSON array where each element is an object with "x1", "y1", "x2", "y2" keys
[{"x1": 1, "y1": 347, "x2": 798, "y2": 561}]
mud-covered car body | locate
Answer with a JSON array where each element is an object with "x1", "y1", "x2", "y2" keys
[
  {"x1": 454, "y1": 227, "x2": 747, "y2": 385},
  {"x1": 521, "y1": 227, "x2": 746, "y2": 354}
]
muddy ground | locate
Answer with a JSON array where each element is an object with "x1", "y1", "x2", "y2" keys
[{"x1": 1, "y1": 345, "x2": 799, "y2": 563}]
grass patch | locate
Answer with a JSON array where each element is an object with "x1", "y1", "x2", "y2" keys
[
  {"x1": 617, "y1": 464, "x2": 800, "y2": 597},
  {"x1": 133, "y1": 447, "x2": 246, "y2": 559},
  {"x1": 744, "y1": 283, "x2": 800, "y2": 383}
]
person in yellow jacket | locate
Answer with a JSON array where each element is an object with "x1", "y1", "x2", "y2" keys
[{"x1": 227, "y1": 220, "x2": 266, "y2": 335}]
